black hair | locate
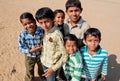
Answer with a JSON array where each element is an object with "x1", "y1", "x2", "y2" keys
[
  {"x1": 64, "y1": 34, "x2": 78, "y2": 47},
  {"x1": 84, "y1": 28, "x2": 101, "y2": 41},
  {"x1": 20, "y1": 12, "x2": 35, "y2": 22},
  {"x1": 35, "y1": 7, "x2": 54, "y2": 21},
  {"x1": 65, "y1": 0, "x2": 82, "y2": 11},
  {"x1": 54, "y1": 9, "x2": 65, "y2": 18}
]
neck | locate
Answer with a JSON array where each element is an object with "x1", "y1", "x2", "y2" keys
[
  {"x1": 71, "y1": 16, "x2": 81, "y2": 26},
  {"x1": 88, "y1": 50, "x2": 96, "y2": 55}
]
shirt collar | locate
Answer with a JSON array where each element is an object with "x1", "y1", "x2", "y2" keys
[
  {"x1": 46, "y1": 26, "x2": 57, "y2": 34},
  {"x1": 85, "y1": 45, "x2": 101, "y2": 54},
  {"x1": 67, "y1": 16, "x2": 85, "y2": 29}
]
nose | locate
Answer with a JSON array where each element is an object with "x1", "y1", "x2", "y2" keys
[
  {"x1": 91, "y1": 41, "x2": 96, "y2": 45},
  {"x1": 26, "y1": 23, "x2": 31, "y2": 28},
  {"x1": 42, "y1": 22, "x2": 47, "y2": 28},
  {"x1": 72, "y1": 11, "x2": 76, "y2": 15}
]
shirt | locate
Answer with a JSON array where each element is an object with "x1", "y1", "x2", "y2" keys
[
  {"x1": 41, "y1": 27, "x2": 68, "y2": 71},
  {"x1": 80, "y1": 46, "x2": 108, "y2": 79},
  {"x1": 18, "y1": 26, "x2": 44, "y2": 58},
  {"x1": 66, "y1": 17, "x2": 90, "y2": 47},
  {"x1": 57, "y1": 23, "x2": 69, "y2": 37},
  {"x1": 63, "y1": 50, "x2": 83, "y2": 81}
]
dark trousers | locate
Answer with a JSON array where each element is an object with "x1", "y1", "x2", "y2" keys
[
  {"x1": 25, "y1": 55, "x2": 44, "y2": 81},
  {"x1": 81, "y1": 75, "x2": 105, "y2": 81},
  {"x1": 56, "y1": 67, "x2": 67, "y2": 81}
]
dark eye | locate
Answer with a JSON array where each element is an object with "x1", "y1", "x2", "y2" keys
[{"x1": 88, "y1": 40, "x2": 92, "y2": 42}]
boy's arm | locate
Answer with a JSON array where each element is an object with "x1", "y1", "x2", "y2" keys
[
  {"x1": 18, "y1": 32, "x2": 30, "y2": 54},
  {"x1": 51, "y1": 32, "x2": 68, "y2": 71},
  {"x1": 101, "y1": 52, "x2": 108, "y2": 76}
]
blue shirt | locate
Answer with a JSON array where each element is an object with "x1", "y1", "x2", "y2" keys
[
  {"x1": 80, "y1": 46, "x2": 108, "y2": 79},
  {"x1": 18, "y1": 26, "x2": 44, "y2": 58},
  {"x1": 57, "y1": 23, "x2": 65, "y2": 37}
]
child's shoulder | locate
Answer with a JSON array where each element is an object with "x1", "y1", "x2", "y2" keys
[
  {"x1": 100, "y1": 47, "x2": 108, "y2": 54},
  {"x1": 20, "y1": 29, "x2": 27, "y2": 35},
  {"x1": 80, "y1": 46, "x2": 86, "y2": 51},
  {"x1": 54, "y1": 27, "x2": 62, "y2": 35},
  {"x1": 79, "y1": 17, "x2": 90, "y2": 28}
]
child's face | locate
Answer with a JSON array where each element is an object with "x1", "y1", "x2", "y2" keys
[
  {"x1": 37, "y1": 18, "x2": 53, "y2": 32},
  {"x1": 21, "y1": 18, "x2": 36, "y2": 34},
  {"x1": 54, "y1": 13, "x2": 65, "y2": 25},
  {"x1": 66, "y1": 6, "x2": 82, "y2": 23},
  {"x1": 65, "y1": 40, "x2": 77, "y2": 54},
  {"x1": 85, "y1": 34, "x2": 100, "y2": 52}
]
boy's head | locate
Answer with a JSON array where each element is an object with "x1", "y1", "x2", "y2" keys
[
  {"x1": 35, "y1": 7, "x2": 54, "y2": 32},
  {"x1": 65, "y1": 0, "x2": 83, "y2": 23},
  {"x1": 64, "y1": 34, "x2": 78, "y2": 54},
  {"x1": 20, "y1": 12, "x2": 36, "y2": 34},
  {"x1": 84, "y1": 28, "x2": 101, "y2": 51},
  {"x1": 54, "y1": 9, "x2": 65, "y2": 25}
]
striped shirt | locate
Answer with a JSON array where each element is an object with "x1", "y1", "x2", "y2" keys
[
  {"x1": 63, "y1": 50, "x2": 82, "y2": 81},
  {"x1": 18, "y1": 26, "x2": 44, "y2": 58},
  {"x1": 41, "y1": 27, "x2": 68, "y2": 71},
  {"x1": 80, "y1": 46, "x2": 108, "y2": 79}
]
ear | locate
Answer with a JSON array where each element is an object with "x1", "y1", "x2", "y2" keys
[{"x1": 80, "y1": 8, "x2": 83, "y2": 13}]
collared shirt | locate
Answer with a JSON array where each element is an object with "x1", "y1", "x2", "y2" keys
[
  {"x1": 66, "y1": 17, "x2": 90, "y2": 47},
  {"x1": 41, "y1": 27, "x2": 68, "y2": 71},
  {"x1": 63, "y1": 50, "x2": 83, "y2": 81},
  {"x1": 66, "y1": 17, "x2": 90, "y2": 39},
  {"x1": 18, "y1": 26, "x2": 44, "y2": 58},
  {"x1": 80, "y1": 46, "x2": 108, "y2": 79}
]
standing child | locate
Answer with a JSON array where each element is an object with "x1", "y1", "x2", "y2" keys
[
  {"x1": 54, "y1": 9, "x2": 69, "y2": 81},
  {"x1": 35, "y1": 7, "x2": 68, "y2": 81},
  {"x1": 63, "y1": 34, "x2": 83, "y2": 81},
  {"x1": 54, "y1": 9, "x2": 69, "y2": 37},
  {"x1": 65, "y1": 0, "x2": 90, "y2": 48},
  {"x1": 80, "y1": 28, "x2": 108, "y2": 81},
  {"x1": 18, "y1": 12, "x2": 44, "y2": 81}
]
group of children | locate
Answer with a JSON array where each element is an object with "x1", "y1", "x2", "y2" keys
[{"x1": 18, "y1": 0, "x2": 108, "y2": 81}]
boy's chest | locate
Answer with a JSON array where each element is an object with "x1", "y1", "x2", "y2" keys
[
  {"x1": 43, "y1": 34, "x2": 57, "y2": 48},
  {"x1": 69, "y1": 26, "x2": 84, "y2": 39},
  {"x1": 25, "y1": 34, "x2": 43, "y2": 44},
  {"x1": 83, "y1": 54, "x2": 105, "y2": 65}
]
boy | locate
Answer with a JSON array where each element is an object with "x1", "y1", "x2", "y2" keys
[
  {"x1": 18, "y1": 12, "x2": 44, "y2": 81},
  {"x1": 54, "y1": 9, "x2": 69, "y2": 37},
  {"x1": 63, "y1": 34, "x2": 83, "y2": 81},
  {"x1": 65, "y1": 0, "x2": 90, "y2": 48},
  {"x1": 35, "y1": 7, "x2": 68, "y2": 81},
  {"x1": 80, "y1": 28, "x2": 108, "y2": 81}
]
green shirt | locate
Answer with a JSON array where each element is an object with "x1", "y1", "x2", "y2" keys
[{"x1": 63, "y1": 50, "x2": 83, "y2": 81}]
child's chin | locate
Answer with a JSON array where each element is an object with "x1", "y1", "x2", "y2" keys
[{"x1": 69, "y1": 52, "x2": 74, "y2": 55}]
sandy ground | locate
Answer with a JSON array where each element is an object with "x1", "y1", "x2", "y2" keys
[{"x1": 0, "y1": 0, "x2": 120, "y2": 81}]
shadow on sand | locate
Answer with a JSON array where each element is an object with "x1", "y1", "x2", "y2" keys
[{"x1": 106, "y1": 54, "x2": 120, "y2": 81}]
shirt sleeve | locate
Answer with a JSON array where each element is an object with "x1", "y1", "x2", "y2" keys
[
  {"x1": 71, "y1": 55, "x2": 82, "y2": 81},
  {"x1": 18, "y1": 32, "x2": 30, "y2": 55},
  {"x1": 51, "y1": 31, "x2": 68, "y2": 71},
  {"x1": 101, "y1": 52, "x2": 108, "y2": 75}
]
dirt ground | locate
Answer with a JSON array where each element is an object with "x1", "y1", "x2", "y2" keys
[{"x1": 0, "y1": 0, "x2": 120, "y2": 81}]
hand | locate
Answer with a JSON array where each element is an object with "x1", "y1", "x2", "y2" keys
[
  {"x1": 101, "y1": 74, "x2": 106, "y2": 80},
  {"x1": 81, "y1": 75, "x2": 87, "y2": 78},
  {"x1": 42, "y1": 68, "x2": 54, "y2": 78},
  {"x1": 30, "y1": 46, "x2": 43, "y2": 53},
  {"x1": 90, "y1": 78, "x2": 96, "y2": 81}
]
